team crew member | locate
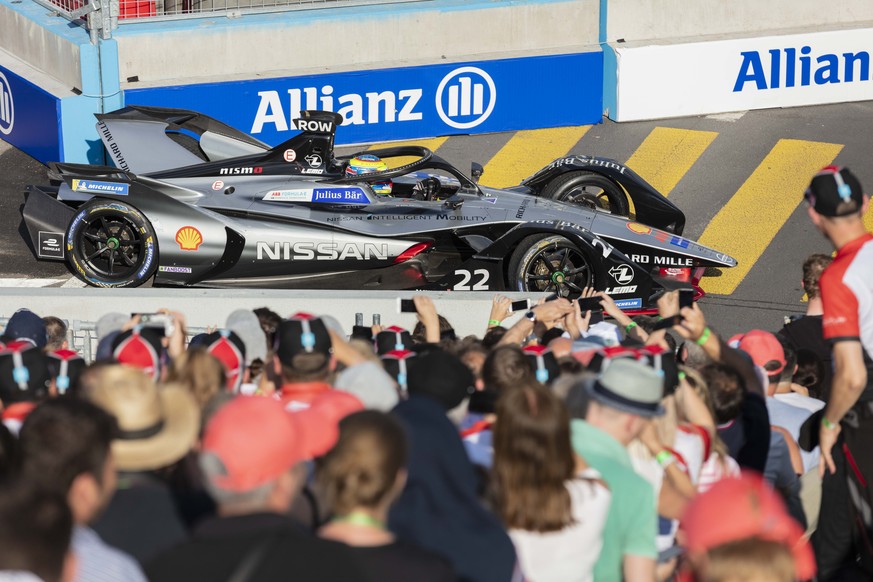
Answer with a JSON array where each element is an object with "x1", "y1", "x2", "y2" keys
[{"x1": 803, "y1": 166, "x2": 873, "y2": 579}]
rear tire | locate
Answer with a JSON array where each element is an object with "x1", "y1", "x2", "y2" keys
[
  {"x1": 542, "y1": 170, "x2": 630, "y2": 216},
  {"x1": 66, "y1": 199, "x2": 158, "y2": 288},
  {"x1": 508, "y1": 234, "x2": 595, "y2": 298}
]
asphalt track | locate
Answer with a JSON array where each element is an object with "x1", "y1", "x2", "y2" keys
[{"x1": 2, "y1": 101, "x2": 873, "y2": 338}]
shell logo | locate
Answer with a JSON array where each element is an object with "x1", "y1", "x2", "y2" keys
[
  {"x1": 175, "y1": 226, "x2": 203, "y2": 251},
  {"x1": 626, "y1": 222, "x2": 652, "y2": 235}
]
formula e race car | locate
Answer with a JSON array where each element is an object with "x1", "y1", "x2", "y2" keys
[{"x1": 21, "y1": 106, "x2": 736, "y2": 310}]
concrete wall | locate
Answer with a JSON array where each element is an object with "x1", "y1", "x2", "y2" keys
[
  {"x1": 0, "y1": 288, "x2": 539, "y2": 340},
  {"x1": 114, "y1": 0, "x2": 601, "y2": 87},
  {"x1": 0, "y1": 1, "x2": 82, "y2": 91},
  {"x1": 604, "y1": 0, "x2": 873, "y2": 43}
]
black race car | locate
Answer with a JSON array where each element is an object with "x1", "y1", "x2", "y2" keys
[{"x1": 21, "y1": 106, "x2": 736, "y2": 311}]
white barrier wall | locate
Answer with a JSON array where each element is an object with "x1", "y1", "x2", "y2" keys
[
  {"x1": 0, "y1": 289, "x2": 540, "y2": 340},
  {"x1": 610, "y1": 26, "x2": 873, "y2": 121},
  {"x1": 0, "y1": 2, "x2": 82, "y2": 91},
  {"x1": 604, "y1": 0, "x2": 873, "y2": 43},
  {"x1": 115, "y1": 0, "x2": 600, "y2": 87}
]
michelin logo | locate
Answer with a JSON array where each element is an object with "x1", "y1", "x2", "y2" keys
[
  {"x1": 71, "y1": 180, "x2": 129, "y2": 195},
  {"x1": 251, "y1": 66, "x2": 496, "y2": 133},
  {"x1": 614, "y1": 298, "x2": 643, "y2": 310},
  {"x1": 0, "y1": 71, "x2": 13, "y2": 136}
]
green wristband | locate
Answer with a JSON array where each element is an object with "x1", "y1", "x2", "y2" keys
[
  {"x1": 625, "y1": 322, "x2": 638, "y2": 334},
  {"x1": 695, "y1": 327, "x2": 712, "y2": 346},
  {"x1": 655, "y1": 450, "x2": 675, "y2": 467},
  {"x1": 822, "y1": 416, "x2": 839, "y2": 430},
  {"x1": 488, "y1": 319, "x2": 501, "y2": 327}
]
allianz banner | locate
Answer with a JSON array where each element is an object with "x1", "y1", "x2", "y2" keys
[
  {"x1": 125, "y1": 52, "x2": 602, "y2": 145},
  {"x1": 0, "y1": 64, "x2": 61, "y2": 162},
  {"x1": 611, "y1": 27, "x2": 873, "y2": 122}
]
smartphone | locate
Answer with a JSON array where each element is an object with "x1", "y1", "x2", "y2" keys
[
  {"x1": 652, "y1": 314, "x2": 683, "y2": 331},
  {"x1": 135, "y1": 313, "x2": 174, "y2": 336},
  {"x1": 678, "y1": 288, "x2": 694, "y2": 310},
  {"x1": 350, "y1": 326, "x2": 374, "y2": 342},
  {"x1": 397, "y1": 298, "x2": 416, "y2": 313},
  {"x1": 576, "y1": 296, "x2": 603, "y2": 312},
  {"x1": 658, "y1": 545, "x2": 684, "y2": 563},
  {"x1": 510, "y1": 299, "x2": 532, "y2": 313}
]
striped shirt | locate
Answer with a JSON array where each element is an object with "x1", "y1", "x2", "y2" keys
[{"x1": 72, "y1": 526, "x2": 147, "y2": 582}]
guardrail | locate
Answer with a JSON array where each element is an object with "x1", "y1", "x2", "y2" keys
[
  {"x1": 31, "y1": 0, "x2": 115, "y2": 42},
  {"x1": 0, "y1": 288, "x2": 543, "y2": 362},
  {"x1": 33, "y1": 0, "x2": 428, "y2": 26},
  {"x1": 0, "y1": 317, "x2": 211, "y2": 362}
]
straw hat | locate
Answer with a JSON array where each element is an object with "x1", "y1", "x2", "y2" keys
[{"x1": 87, "y1": 365, "x2": 200, "y2": 472}]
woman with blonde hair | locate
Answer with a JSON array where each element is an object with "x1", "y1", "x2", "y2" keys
[
  {"x1": 679, "y1": 366, "x2": 740, "y2": 492},
  {"x1": 493, "y1": 383, "x2": 610, "y2": 582},
  {"x1": 165, "y1": 346, "x2": 225, "y2": 411},
  {"x1": 317, "y1": 410, "x2": 456, "y2": 582}
]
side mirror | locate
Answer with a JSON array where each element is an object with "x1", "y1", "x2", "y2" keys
[{"x1": 470, "y1": 162, "x2": 484, "y2": 184}]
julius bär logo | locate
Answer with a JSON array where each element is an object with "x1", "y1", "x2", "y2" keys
[
  {"x1": 436, "y1": 67, "x2": 496, "y2": 130},
  {"x1": 0, "y1": 71, "x2": 14, "y2": 136}
]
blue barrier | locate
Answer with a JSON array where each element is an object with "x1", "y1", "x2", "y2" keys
[
  {"x1": 0, "y1": 64, "x2": 62, "y2": 162},
  {"x1": 125, "y1": 52, "x2": 603, "y2": 146}
]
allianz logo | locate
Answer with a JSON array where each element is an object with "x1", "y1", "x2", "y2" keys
[
  {"x1": 734, "y1": 46, "x2": 873, "y2": 91},
  {"x1": 0, "y1": 71, "x2": 13, "y2": 136},
  {"x1": 251, "y1": 67, "x2": 496, "y2": 133}
]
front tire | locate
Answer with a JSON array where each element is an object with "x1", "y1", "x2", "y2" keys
[
  {"x1": 508, "y1": 234, "x2": 595, "y2": 298},
  {"x1": 542, "y1": 171, "x2": 630, "y2": 216},
  {"x1": 67, "y1": 199, "x2": 158, "y2": 288}
]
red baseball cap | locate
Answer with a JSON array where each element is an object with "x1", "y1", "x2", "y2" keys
[
  {"x1": 201, "y1": 396, "x2": 310, "y2": 492},
  {"x1": 294, "y1": 390, "x2": 364, "y2": 459},
  {"x1": 681, "y1": 472, "x2": 816, "y2": 580},
  {"x1": 731, "y1": 330, "x2": 786, "y2": 376}
]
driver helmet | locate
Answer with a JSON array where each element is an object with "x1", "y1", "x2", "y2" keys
[{"x1": 345, "y1": 154, "x2": 392, "y2": 195}]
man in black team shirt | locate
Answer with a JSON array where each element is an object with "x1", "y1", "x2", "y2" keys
[{"x1": 146, "y1": 396, "x2": 372, "y2": 582}]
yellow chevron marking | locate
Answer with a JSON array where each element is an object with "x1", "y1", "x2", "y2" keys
[
  {"x1": 625, "y1": 127, "x2": 718, "y2": 196},
  {"x1": 699, "y1": 139, "x2": 843, "y2": 296},
  {"x1": 367, "y1": 138, "x2": 449, "y2": 169},
  {"x1": 479, "y1": 127, "x2": 591, "y2": 188}
]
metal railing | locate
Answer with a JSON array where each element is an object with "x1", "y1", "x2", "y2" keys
[
  {"x1": 31, "y1": 0, "x2": 116, "y2": 42},
  {"x1": 0, "y1": 317, "x2": 210, "y2": 363},
  {"x1": 31, "y1": 0, "x2": 429, "y2": 33}
]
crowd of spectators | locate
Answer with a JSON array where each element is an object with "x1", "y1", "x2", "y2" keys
[{"x1": 0, "y1": 165, "x2": 869, "y2": 582}]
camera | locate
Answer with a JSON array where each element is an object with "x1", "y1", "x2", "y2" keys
[{"x1": 135, "y1": 313, "x2": 175, "y2": 337}]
